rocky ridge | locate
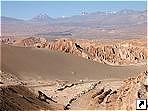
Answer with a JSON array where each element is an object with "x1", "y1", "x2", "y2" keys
[
  {"x1": 47, "y1": 38, "x2": 146, "y2": 65},
  {"x1": 4, "y1": 37, "x2": 146, "y2": 65}
]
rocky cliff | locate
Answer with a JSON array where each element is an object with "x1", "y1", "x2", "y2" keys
[{"x1": 47, "y1": 38, "x2": 146, "y2": 65}]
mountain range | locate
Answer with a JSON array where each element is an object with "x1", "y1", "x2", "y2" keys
[{"x1": 1, "y1": 9, "x2": 147, "y2": 39}]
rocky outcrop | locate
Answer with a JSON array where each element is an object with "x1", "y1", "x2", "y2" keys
[
  {"x1": 47, "y1": 38, "x2": 146, "y2": 65},
  {"x1": 0, "y1": 36, "x2": 16, "y2": 44},
  {"x1": 16, "y1": 37, "x2": 48, "y2": 48},
  {"x1": 105, "y1": 71, "x2": 147, "y2": 110},
  {"x1": 38, "y1": 91, "x2": 57, "y2": 103},
  {"x1": 63, "y1": 72, "x2": 147, "y2": 110},
  {"x1": 0, "y1": 71, "x2": 23, "y2": 86}
]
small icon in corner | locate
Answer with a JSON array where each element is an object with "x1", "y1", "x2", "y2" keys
[{"x1": 136, "y1": 99, "x2": 147, "y2": 110}]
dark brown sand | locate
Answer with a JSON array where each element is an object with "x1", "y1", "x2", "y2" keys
[{"x1": 1, "y1": 45, "x2": 146, "y2": 81}]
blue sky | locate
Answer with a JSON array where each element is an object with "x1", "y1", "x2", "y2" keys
[{"x1": 1, "y1": 1, "x2": 146, "y2": 20}]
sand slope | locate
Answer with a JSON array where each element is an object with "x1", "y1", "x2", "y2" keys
[{"x1": 1, "y1": 45, "x2": 146, "y2": 81}]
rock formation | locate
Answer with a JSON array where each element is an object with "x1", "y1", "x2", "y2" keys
[
  {"x1": 47, "y1": 38, "x2": 146, "y2": 65},
  {"x1": 106, "y1": 72, "x2": 147, "y2": 110},
  {"x1": 68, "y1": 72, "x2": 147, "y2": 110}
]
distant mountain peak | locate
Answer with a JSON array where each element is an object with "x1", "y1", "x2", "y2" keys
[
  {"x1": 31, "y1": 13, "x2": 54, "y2": 23},
  {"x1": 35, "y1": 13, "x2": 50, "y2": 19},
  {"x1": 116, "y1": 9, "x2": 140, "y2": 14}
]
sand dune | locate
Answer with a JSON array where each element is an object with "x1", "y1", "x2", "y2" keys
[{"x1": 1, "y1": 45, "x2": 146, "y2": 81}]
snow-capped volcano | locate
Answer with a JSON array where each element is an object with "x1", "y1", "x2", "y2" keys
[{"x1": 31, "y1": 13, "x2": 54, "y2": 23}]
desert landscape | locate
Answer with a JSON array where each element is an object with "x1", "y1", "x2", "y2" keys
[{"x1": 0, "y1": 1, "x2": 147, "y2": 111}]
